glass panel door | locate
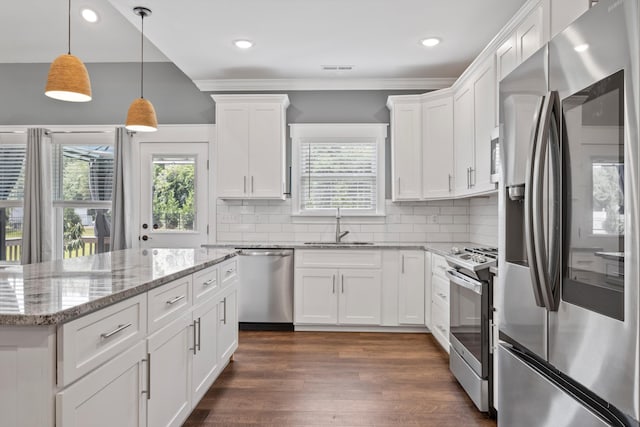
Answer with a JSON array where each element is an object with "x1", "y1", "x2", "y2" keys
[{"x1": 562, "y1": 70, "x2": 625, "y2": 321}]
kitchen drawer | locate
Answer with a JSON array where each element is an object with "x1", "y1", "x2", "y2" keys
[
  {"x1": 431, "y1": 254, "x2": 449, "y2": 280},
  {"x1": 193, "y1": 265, "x2": 218, "y2": 305},
  {"x1": 296, "y1": 250, "x2": 382, "y2": 269},
  {"x1": 432, "y1": 275, "x2": 450, "y2": 310},
  {"x1": 570, "y1": 251, "x2": 603, "y2": 272},
  {"x1": 148, "y1": 275, "x2": 192, "y2": 333},
  {"x1": 431, "y1": 301, "x2": 450, "y2": 353},
  {"x1": 57, "y1": 294, "x2": 147, "y2": 387},
  {"x1": 220, "y1": 258, "x2": 238, "y2": 288}
]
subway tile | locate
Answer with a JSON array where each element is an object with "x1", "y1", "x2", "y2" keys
[
  {"x1": 255, "y1": 224, "x2": 282, "y2": 233},
  {"x1": 413, "y1": 224, "x2": 441, "y2": 233},
  {"x1": 413, "y1": 206, "x2": 441, "y2": 215},
  {"x1": 269, "y1": 232, "x2": 294, "y2": 242},
  {"x1": 440, "y1": 206, "x2": 469, "y2": 215},
  {"x1": 243, "y1": 232, "x2": 269, "y2": 241},
  {"x1": 386, "y1": 224, "x2": 413, "y2": 233},
  {"x1": 440, "y1": 224, "x2": 469, "y2": 233},
  {"x1": 217, "y1": 232, "x2": 242, "y2": 242},
  {"x1": 229, "y1": 224, "x2": 255, "y2": 232},
  {"x1": 401, "y1": 215, "x2": 427, "y2": 224}
]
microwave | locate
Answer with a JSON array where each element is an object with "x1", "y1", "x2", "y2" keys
[{"x1": 490, "y1": 127, "x2": 500, "y2": 184}]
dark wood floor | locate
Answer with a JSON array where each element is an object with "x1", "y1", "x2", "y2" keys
[{"x1": 184, "y1": 331, "x2": 496, "y2": 426}]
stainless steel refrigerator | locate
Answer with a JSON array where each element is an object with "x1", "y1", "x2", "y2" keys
[{"x1": 498, "y1": 0, "x2": 639, "y2": 425}]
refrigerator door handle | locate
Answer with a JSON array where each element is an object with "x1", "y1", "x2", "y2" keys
[
  {"x1": 524, "y1": 95, "x2": 547, "y2": 308},
  {"x1": 532, "y1": 91, "x2": 561, "y2": 311}
]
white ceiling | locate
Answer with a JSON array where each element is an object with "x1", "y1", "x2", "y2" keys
[{"x1": 2, "y1": 0, "x2": 528, "y2": 87}]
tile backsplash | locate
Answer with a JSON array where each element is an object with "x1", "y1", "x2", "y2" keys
[
  {"x1": 469, "y1": 194, "x2": 498, "y2": 247},
  {"x1": 216, "y1": 199, "x2": 472, "y2": 244}
]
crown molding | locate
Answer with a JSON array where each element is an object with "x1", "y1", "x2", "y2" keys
[{"x1": 195, "y1": 77, "x2": 456, "y2": 92}]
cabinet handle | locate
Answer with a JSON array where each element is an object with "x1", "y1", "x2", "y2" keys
[
  {"x1": 341, "y1": 274, "x2": 344, "y2": 294},
  {"x1": 397, "y1": 177, "x2": 401, "y2": 195},
  {"x1": 100, "y1": 322, "x2": 132, "y2": 339},
  {"x1": 243, "y1": 176, "x2": 247, "y2": 193},
  {"x1": 469, "y1": 167, "x2": 475, "y2": 188},
  {"x1": 226, "y1": 268, "x2": 235, "y2": 274},
  {"x1": 402, "y1": 254, "x2": 405, "y2": 274},
  {"x1": 143, "y1": 353, "x2": 151, "y2": 400},
  {"x1": 251, "y1": 176, "x2": 254, "y2": 193},
  {"x1": 222, "y1": 297, "x2": 227, "y2": 324},
  {"x1": 332, "y1": 275, "x2": 336, "y2": 294},
  {"x1": 448, "y1": 174, "x2": 452, "y2": 192},
  {"x1": 203, "y1": 278, "x2": 215, "y2": 287},
  {"x1": 166, "y1": 295, "x2": 185, "y2": 305},
  {"x1": 466, "y1": 167, "x2": 470, "y2": 189},
  {"x1": 197, "y1": 318, "x2": 201, "y2": 352},
  {"x1": 191, "y1": 320, "x2": 197, "y2": 355},
  {"x1": 438, "y1": 292, "x2": 447, "y2": 299}
]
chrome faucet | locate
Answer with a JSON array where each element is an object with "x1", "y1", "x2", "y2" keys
[{"x1": 335, "y1": 207, "x2": 350, "y2": 243}]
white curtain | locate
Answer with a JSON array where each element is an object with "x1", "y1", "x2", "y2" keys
[
  {"x1": 22, "y1": 128, "x2": 53, "y2": 264},
  {"x1": 111, "y1": 128, "x2": 134, "y2": 250}
]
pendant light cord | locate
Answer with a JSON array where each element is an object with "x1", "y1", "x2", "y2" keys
[
  {"x1": 67, "y1": 0, "x2": 71, "y2": 54},
  {"x1": 140, "y1": 11, "x2": 145, "y2": 99}
]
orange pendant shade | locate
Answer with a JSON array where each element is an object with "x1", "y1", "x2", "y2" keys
[
  {"x1": 45, "y1": 54, "x2": 92, "y2": 102},
  {"x1": 125, "y1": 98, "x2": 158, "y2": 132}
]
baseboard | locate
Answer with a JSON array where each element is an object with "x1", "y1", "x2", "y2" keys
[
  {"x1": 239, "y1": 322, "x2": 295, "y2": 331},
  {"x1": 294, "y1": 325, "x2": 430, "y2": 333}
]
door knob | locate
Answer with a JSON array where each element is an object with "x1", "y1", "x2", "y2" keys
[
  {"x1": 152, "y1": 223, "x2": 159, "y2": 230},
  {"x1": 142, "y1": 235, "x2": 150, "y2": 241},
  {"x1": 142, "y1": 223, "x2": 148, "y2": 229}
]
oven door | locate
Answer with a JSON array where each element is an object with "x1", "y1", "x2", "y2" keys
[{"x1": 447, "y1": 269, "x2": 489, "y2": 379}]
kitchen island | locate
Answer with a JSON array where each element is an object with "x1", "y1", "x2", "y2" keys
[{"x1": 0, "y1": 247, "x2": 239, "y2": 427}]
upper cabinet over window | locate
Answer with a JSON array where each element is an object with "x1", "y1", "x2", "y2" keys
[
  {"x1": 290, "y1": 123, "x2": 387, "y2": 216},
  {"x1": 213, "y1": 94, "x2": 289, "y2": 199}
]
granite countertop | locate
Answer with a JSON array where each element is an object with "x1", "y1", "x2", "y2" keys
[
  {"x1": 0, "y1": 247, "x2": 238, "y2": 326},
  {"x1": 202, "y1": 241, "x2": 481, "y2": 256}
]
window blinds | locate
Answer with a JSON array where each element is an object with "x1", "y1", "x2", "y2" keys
[
  {"x1": 52, "y1": 145, "x2": 114, "y2": 201},
  {"x1": 300, "y1": 140, "x2": 377, "y2": 211},
  {"x1": 0, "y1": 145, "x2": 26, "y2": 201}
]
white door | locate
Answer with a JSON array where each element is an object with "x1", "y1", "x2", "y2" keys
[
  {"x1": 140, "y1": 142, "x2": 209, "y2": 248},
  {"x1": 147, "y1": 314, "x2": 191, "y2": 427},
  {"x1": 398, "y1": 251, "x2": 425, "y2": 325},
  {"x1": 338, "y1": 269, "x2": 382, "y2": 325},
  {"x1": 294, "y1": 268, "x2": 338, "y2": 324}
]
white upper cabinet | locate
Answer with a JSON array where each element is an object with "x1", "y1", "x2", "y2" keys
[
  {"x1": 472, "y1": 56, "x2": 497, "y2": 193},
  {"x1": 516, "y1": 3, "x2": 545, "y2": 64},
  {"x1": 213, "y1": 94, "x2": 289, "y2": 199},
  {"x1": 387, "y1": 97, "x2": 423, "y2": 201},
  {"x1": 422, "y1": 91, "x2": 454, "y2": 199},
  {"x1": 453, "y1": 83, "x2": 474, "y2": 196},
  {"x1": 550, "y1": 0, "x2": 590, "y2": 38}
]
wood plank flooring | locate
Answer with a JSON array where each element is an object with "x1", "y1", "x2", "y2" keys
[{"x1": 184, "y1": 331, "x2": 496, "y2": 426}]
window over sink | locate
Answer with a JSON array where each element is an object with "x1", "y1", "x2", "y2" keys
[{"x1": 290, "y1": 123, "x2": 387, "y2": 216}]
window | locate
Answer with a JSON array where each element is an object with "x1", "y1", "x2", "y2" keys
[
  {"x1": 52, "y1": 133, "x2": 114, "y2": 259},
  {"x1": 291, "y1": 124, "x2": 387, "y2": 216},
  {"x1": 0, "y1": 133, "x2": 26, "y2": 263},
  {"x1": 592, "y1": 160, "x2": 624, "y2": 235}
]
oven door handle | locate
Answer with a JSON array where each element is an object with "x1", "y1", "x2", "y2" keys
[{"x1": 445, "y1": 269, "x2": 483, "y2": 295}]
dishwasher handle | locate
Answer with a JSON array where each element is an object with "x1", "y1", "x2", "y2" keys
[{"x1": 238, "y1": 250, "x2": 292, "y2": 257}]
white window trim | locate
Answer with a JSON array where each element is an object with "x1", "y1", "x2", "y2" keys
[{"x1": 290, "y1": 123, "x2": 387, "y2": 217}]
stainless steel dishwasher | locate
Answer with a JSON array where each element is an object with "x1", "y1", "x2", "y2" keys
[{"x1": 237, "y1": 249, "x2": 294, "y2": 331}]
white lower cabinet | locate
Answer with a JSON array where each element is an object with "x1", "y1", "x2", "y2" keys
[
  {"x1": 338, "y1": 269, "x2": 382, "y2": 325},
  {"x1": 398, "y1": 251, "x2": 425, "y2": 325},
  {"x1": 217, "y1": 284, "x2": 239, "y2": 363},
  {"x1": 430, "y1": 254, "x2": 450, "y2": 353},
  {"x1": 56, "y1": 341, "x2": 147, "y2": 427},
  {"x1": 294, "y1": 268, "x2": 338, "y2": 324},
  {"x1": 191, "y1": 296, "x2": 219, "y2": 407},
  {"x1": 147, "y1": 314, "x2": 192, "y2": 427}
]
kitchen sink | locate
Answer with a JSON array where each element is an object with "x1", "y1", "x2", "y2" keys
[{"x1": 303, "y1": 241, "x2": 375, "y2": 245}]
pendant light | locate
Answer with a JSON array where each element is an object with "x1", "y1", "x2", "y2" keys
[
  {"x1": 126, "y1": 7, "x2": 158, "y2": 132},
  {"x1": 45, "y1": 0, "x2": 92, "y2": 102}
]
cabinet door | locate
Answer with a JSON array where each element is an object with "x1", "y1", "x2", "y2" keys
[
  {"x1": 398, "y1": 251, "x2": 425, "y2": 325},
  {"x1": 454, "y1": 85, "x2": 474, "y2": 195},
  {"x1": 248, "y1": 103, "x2": 284, "y2": 199},
  {"x1": 517, "y1": 4, "x2": 544, "y2": 64},
  {"x1": 217, "y1": 284, "x2": 238, "y2": 363},
  {"x1": 472, "y1": 56, "x2": 497, "y2": 193},
  {"x1": 424, "y1": 252, "x2": 432, "y2": 328},
  {"x1": 391, "y1": 102, "x2": 422, "y2": 200},
  {"x1": 422, "y1": 95, "x2": 454, "y2": 199},
  {"x1": 338, "y1": 269, "x2": 382, "y2": 325},
  {"x1": 56, "y1": 341, "x2": 147, "y2": 427},
  {"x1": 294, "y1": 268, "x2": 338, "y2": 324},
  {"x1": 496, "y1": 33, "x2": 518, "y2": 127},
  {"x1": 191, "y1": 297, "x2": 218, "y2": 407},
  {"x1": 217, "y1": 103, "x2": 250, "y2": 198},
  {"x1": 147, "y1": 314, "x2": 191, "y2": 427}
]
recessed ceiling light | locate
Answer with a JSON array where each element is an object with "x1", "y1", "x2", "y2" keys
[
  {"x1": 81, "y1": 8, "x2": 99, "y2": 23},
  {"x1": 421, "y1": 37, "x2": 441, "y2": 47},
  {"x1": 234, "y1": 40, "x2": 253, "y2": 49},
  {"x1": 574, "y1": 43, "x2": 589, "y2": 52}
]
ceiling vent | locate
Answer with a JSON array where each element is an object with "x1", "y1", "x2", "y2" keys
[{"x1": 322, "y1": 65, "x2": 354, "y2": 71}]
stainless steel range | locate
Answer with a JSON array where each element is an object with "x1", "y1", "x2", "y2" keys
[{"x1": 444, "y1": 247, "x2": 497, "y2": 415}]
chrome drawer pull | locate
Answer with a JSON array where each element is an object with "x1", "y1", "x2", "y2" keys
[
  {"x1": 203, "y1": 278, "x2": 215, "y2": 287},
  {"x1": 100, "y1": 323, "x2": 132, "y2": 339},
  {"x1": 226, "y1": 268, "x2": 235, "y2": 274},
  {"x1": 166, "y1": 295, "x2": 185, "y2": 305}
]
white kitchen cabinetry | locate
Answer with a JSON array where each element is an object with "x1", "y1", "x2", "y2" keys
[
  {"x1": 213, "y1": 94, "x2": 289, "y2": 199},
  {"x1": 424, "y1": 251, "x2": 432, "y2": 329},
  {"x1": 387, "y1": 97, "x2": 422, "y2": 200},
  {"x1": 146, "y1": 314, "x2": 192, "y2": 427},
  {"x1": 422, "y1": 91, "x2": 454, "y2": 199},
  {"x1": 190, "y1": 296, "x2": 219, "y2": 407},
  {"x1": 472, "y1": 55, "x2": 497, "y2": 193},
  {"x1": 430, "y1": 254, "x2": 450, "y2": 353},
  {"x1": 516, "y1": 4, "x2": 545, "y2": 64},
  {"x1": 453, "y1": 84, "x2": 475, "y2": 196},
  {"x1": 217, "y1": 283, "x2": 238, "y2": 362},
  {"x1": 294, "y1": 250, "x2": 383, "y2": 326},
  {"x1": 56, "y1": 341, "x2": 147, "y2": 427},
  {"x1": 398, "y1": 251, "x2": 425, "y2": 325}
]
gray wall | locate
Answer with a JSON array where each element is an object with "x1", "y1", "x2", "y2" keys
[{"x1": 0, "y1": 62, "x2": 214, "y2": 125}]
